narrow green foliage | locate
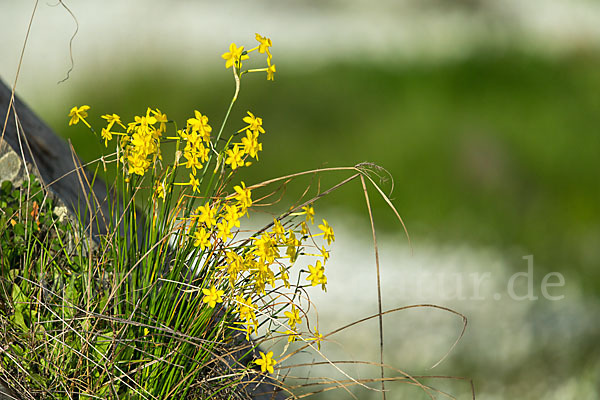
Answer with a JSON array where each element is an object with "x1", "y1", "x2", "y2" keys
[{"x1": 1, "y1": 35, "x2": 336, "y2": 399}]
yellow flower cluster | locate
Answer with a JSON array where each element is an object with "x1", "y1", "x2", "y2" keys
[
  {"x1": 191, "y1": 198, "x2": 334, "y2": 343},
  {"x1": 225, "y1": 112, "x2": 266, "y2": 170},
  {"x1": 222, "y1": 33, "x2": 276, "y2": 81},
  {"x1": 68, "y1": 35, "x2": 334, "y2": 377},
  {"x1": 181, "y1": 111, "x2": 211, "y2": 175},
  {"x1": 83, "y1": 107, "x2": 169, "y2": 177},
  {"x1": 124, "y1": 108, "x2": 167, "y2": 176}
]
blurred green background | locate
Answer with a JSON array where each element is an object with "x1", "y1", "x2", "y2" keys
[{"x1": 2, "y1": 0, "x2": 600, "y2": 398}]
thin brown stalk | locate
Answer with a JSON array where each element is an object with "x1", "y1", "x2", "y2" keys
[{"x1": 360, "y1": 174, "x2": 386, "y2": 400}]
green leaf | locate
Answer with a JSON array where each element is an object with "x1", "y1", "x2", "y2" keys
[
  {"x1": 12, "y1": 307, "x2": 26, "y2": 330},
  {"x1": 1, "y1": 180, "x2": 12, "y2": 194},
  {"x1": 13, "y1": 222, "x2": 25, "y2": 237},
  {"x1": 11, "y1": 283, "x2": 29, "y2": 330}
]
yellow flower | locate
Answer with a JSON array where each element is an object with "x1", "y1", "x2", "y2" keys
[
  {"x1": 216, "y1": 219, "x2": 233, "y2": 241},
  {"x1": 196, "y1": 203, "x2": 217, "y2": 228},
  {"x1": 187, "y1": 110, "x2": 212, "y2": 142},
  {"x1": 242, "y1": 111, "x2": 265, "y2": 134},
  {"x1": 188, "y1": 173, "x2": 200, "y2": 193},
  {"x1": 130, "y1": 111, "x2": 157, "y2": 132},
  {"x1": 241, "y1": 129, "x2": 262, "y2": 159},
  {"x1": 222, "y1": 42, "x2": 249, "y2": 69},
  {"x1": 279, "y1": 266, "x2": 291, "y2": 289},
  {"x1": 318, "y1": 219, "x2": 335, "y2": 245},
  {"x1": 302, "y1": 204, "x2": 315, "y2": 224},
  {"x1": 240, "y1": 322, "x2": 258, "y2": 341},
  {"x1": 154, "y1": 180, "x2": 166, "y2": 200},
  {"x1": 184, "y1": 151, "x2": 203, "y2": 175},
  {"x1": 253, "y1": 233, "x2": 279, "y2": 264},
  {"x1": 255, "y1": 351, "x2": 277, "y2": 374},
  {"x1": 68, "y1": 105, "x2": 90, "y2": 126},
  {"x1": 266, "y1": 58, "x2": 276, "y2": 81},
  {"x1": 202, "y1": 286, "x2": 225, "y2": 308},
  {"x1": 101, "y1": 113, "x2": 125, "y2": 130},
  {"x1": 284, "y1": 329, "x2": 298, "y2": 343},
  {"x1": 255, "y1": 33, "x2": 273, "y2": 56},
  {"x1": 101, "y1": 128, "x2": 113, "y2": 147},
  {"x1": 224, "y1": 204, "x2": 241, "y2": 229},
  {"x1": 150, "y1": 108, "x2": 168, "y2": 133},
  {"x1": 300, "y1": 221, "x2": 309, "y2": 236},
  {"x1": 312, "y1": 330, "x2": 324, "y2": 350},
  {"x1": 225, "y1": 144, "x2": 244, "y2": 170},
  {"x1": 236, "y1": 295, "x2": 257, "y2": 324},
  {"x1": 284, "y1": 305, "x2": 302, "y2": 329},
  {"x1": 306, "y1": 260, "x2": 327, "y2": 290},
  {"x1": 193, "y1": 228, "x2": 211, "y2": 250},
  {"x1": 127, "y1": 152, "x2": 150, "y2": 176},
  {"x1": 320, "y1": 246, "x2": 330, "y2": 263},
  {"x1": 272, "y1": 218, "x2": 286, "y2": 242},
  {"x1": 224, "y1": 252, "x2": 244, "y2": 286},
  {"x1": 233, "y1": 181, "x2": 252, "y2": 210},
  {"x1": 286, "y1": 230, "x2": 299, "y2": 263}
]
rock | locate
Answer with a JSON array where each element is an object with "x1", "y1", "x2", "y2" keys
[{"x1": 0, "y1": 78, "x2": 111, "y2": 238}]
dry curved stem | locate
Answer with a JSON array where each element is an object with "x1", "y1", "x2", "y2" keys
[
  {"x1": 283, "y1": 360, "x2": 475, "y2": 399},
  {"x1": 234, "y1": 163, "x2": 411, "y2": 248},
  {"x1": 283, "y1": 360, "x2": 435, "y2": 399},
  {"x1": 359, "y1": 173, "x2": 386, "y2": 399},
  {"x1": 0, "y1": 0, "x2": 38, "y2": 143},
  {"x1": 248, "y1": 296, "x2": 378, "y2": 394},
  {"x1": 282, "y1": 304, "x2": 467, "y2": 391},
  {"x1": 55, "y1": 0, "x2": 79, "y2": 84},
  {"x1": 17, "y1": 277, "x2": 154, "y2": 400}
]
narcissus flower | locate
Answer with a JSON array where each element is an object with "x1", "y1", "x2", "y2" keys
[
  {"x1": 196, "y1": 203, "x2": 217, "y2": 228},
  {"x1": 187, "y1": 110, "x2": 212, "y2": 142},
  {"x1": 202, "y1": 286, "x2": 224, "y2": 308},
  {"x1": 284, "y1": 329, "x2": 298, "y2": 343},
  {"x1": 272, "y1": 218, "x2": 286, "y2": 241},
  {"x1": 101, "y1": 113, "x2": 125, "y2": 130},
  {"x1": 311, "y1": 330, "x2": 324, "y2": 350},
  {"x1": 150, "y1": 108, "x2": 168, "y2": 132},
  {"x1": 222, "y1": 43, "x2": 249, "y2": 69},
  {"x1": 284, "y1": 305, "x2": 302, "y2": 328},
  {"x1": 241, "y1": 129, "x2": 262, "y2": 159},
  {"x1": 188, "y1": 173, "x2": 200, "y2": 193},
  {"x1": 320, "y1": 245, "x2": 330, "y2": 263},
  {"x1": 154, "y1": 180, "x2": 166, "y2": 200},
  {"x1": 101, "y1": 128, "x2": 112, "y2": 147},
  {"x1": 236, "y1": 295, "x2": 257, "y2": 324},
  {"x1": 225, "y1": 144, "x2": 244, "y2": 170},
  {"x1": 255, "y1": 33, "x2": 273, "y2": 56},
  {"x1": 242, "y1": 111, "x2": 265, "y2": 134},
  {"x1": 306, "y1": 260, "x2": 327, "y2": 287},
  {"x1": 302, "y1": 204, "x2": 315, "y2": 224},
  {"x1": 216, "y1": 219, "x2": 233, "y2": 241},
  {"x1": 266, "y1": 59, "x2": 276, "y2": 81},
  {"x1": 255, "y1": 351, "x2": 277, "y2": 374},
  {"x1": 68, "y1": 105, "x2": 90, "y2": 126},
  {"x1": 318, "y1": 219, "x2": 335, "y2": 245},
  {"x1": 193, "y1": 228, "x2": 211, "y2": 250},
  {"x1": 233, "y1": 181, "x2": 252, "y2": 210}
]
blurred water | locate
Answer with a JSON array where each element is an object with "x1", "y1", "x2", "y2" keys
[
  {"x1": 262, "y1": 216, "x2": 600, "y2": 399},
  {"x1": 3, "y1": 0, "x2": 600, "y2": 99}
]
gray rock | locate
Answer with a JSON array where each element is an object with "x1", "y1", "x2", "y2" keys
[{"x1": 0, "y1": 78, "x2": 111, "y2": 237}]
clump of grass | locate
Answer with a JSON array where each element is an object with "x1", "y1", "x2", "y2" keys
[
  {"x1": 1, "y1": 35, "x2": 337, "y2": 399},
  {"x1": 1, "y1": 34, "x2": 472, "y2": 400}
]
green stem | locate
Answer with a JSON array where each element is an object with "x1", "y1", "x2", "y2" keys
[{"x1": 200, "y1": 65, "x2": 241, "y2": 196}]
